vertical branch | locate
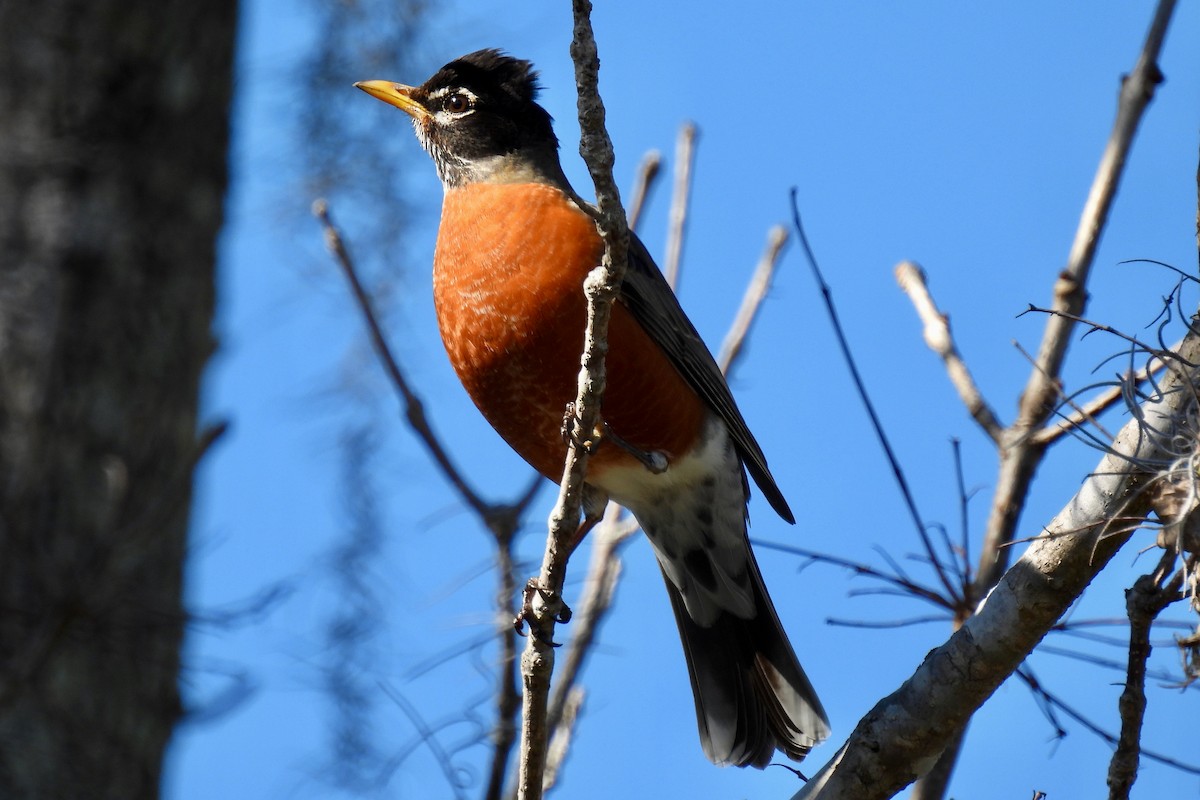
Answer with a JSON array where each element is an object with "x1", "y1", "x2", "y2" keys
[
  {"x1": 718, "y1": 225, "x2": 788, "y2": 374},
  {"x1": 975, "y1": 0, "x2": 1176, "y2": 591},
  {"x1": 543, "y1": 505, "x2": 637, "y2": 736},
  {"x1": 484, "y1": 517, "x2": 523, "y2": 800},
  {"x1": 663, "y1": 122, "x2": 697, "y2": 290},
  {"x1": 626, "y1": 150, "x2": 662, "y2": 232},
  {"x1": 1106, "y1": 550, "x2": 1183, "y2": 799},
  {"x1": 514, "y1": 5, "x2": 630, "y2": 798}
]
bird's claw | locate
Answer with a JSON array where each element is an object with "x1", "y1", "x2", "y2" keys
[
  {"x1": 560, "y1": 402, "x2": 601, "y2": 454},
  {"x1": 513, "y1": 579, "x2": 572, "y2": 645}
]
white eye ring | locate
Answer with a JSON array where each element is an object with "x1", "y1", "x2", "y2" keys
[{"x1": 427, "y1": 86, "x2": 477, "y2": 119}]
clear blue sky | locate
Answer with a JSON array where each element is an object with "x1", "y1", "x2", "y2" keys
[{"x1": 167, "y1": 3, "x2": 1200, "y2": 798}]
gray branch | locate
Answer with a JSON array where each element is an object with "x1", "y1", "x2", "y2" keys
[{"x1": 795, "y1": 326, "x2": 1200, "y2": 800}]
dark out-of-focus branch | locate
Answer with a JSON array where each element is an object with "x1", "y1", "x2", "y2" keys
[
  {"x1": 790, "y1": 193, "x2": 960, "y2": 608},
  {"x1": 317, "y1": 199, "x2": 544, "y2": 800},
  {"x1": 1107, "y1": 549, "x2": 1184, "y2": 799},
  {"x1": 316, "y1": 200, "x2": 490, "y2": 518}
]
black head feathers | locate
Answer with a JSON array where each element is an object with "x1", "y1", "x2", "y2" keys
[
  {"x1": 411, "y1": 49, "x2": 559, "y2": 181},
  {"x1": 427, "y1": 49, "x2": 544, "y2": 109},
  {"x1": 361, "y1": 50, "x2": 562, "y2": 186}
]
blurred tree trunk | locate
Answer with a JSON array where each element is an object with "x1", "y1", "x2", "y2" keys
[{"x1": 0, "y1": 1, "x2": 236, "y2": 797}]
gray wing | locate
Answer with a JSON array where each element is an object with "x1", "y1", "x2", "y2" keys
[{"x1": 618, "y1": 233, "x2": 794, "y2": 524}]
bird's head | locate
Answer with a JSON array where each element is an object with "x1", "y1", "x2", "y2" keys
[{"x1": 356, "y1": 49, "x2": 561, "y2": 188}]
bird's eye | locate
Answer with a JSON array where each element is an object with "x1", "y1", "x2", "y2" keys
[{"x1": 445, "y1": 93, "x2": 471, "y2": 113}]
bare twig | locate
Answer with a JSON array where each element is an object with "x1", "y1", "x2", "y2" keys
[
  {"x1": 1015, "y1": 666, "x2": 1200, "y2": 776},
  {"x1": 952, "y1": 439, "x2": 975, "y2": 594},
  {"x1": 1020, "y1": 305, "x2": 1183, "y2": 363},
  {"x1": 1107, "y1": 549, "x2": 1185, "y2": 799},
  {"x1": 514, "y1": 7, "x2": 630, "y2": 798},
  {"x1": 1034, "y1": 348, "x2": 1172, "y2": 446},
  {"x1": 544, "y1": 504, "x2": 637, "y2": 741},
  {"x1": 626, "y1": 150, "x2": 662, "y2": 232},
  {"x1": 379, "y1": 682, "x2": 470, "y2": 800},
  {"x1": 485, "y1": 532, "x2": 522, "y2": 800},
  {"x1": 541, "y1": 209, "x2": 790, "y2": 776},
  {"x1": 718, "y1": 225, "x2": 788, "y2": 374},
  {"x1": 663, "y1": 122, "x2": 697, "y2": 290},
  {"x1": 315, "y1": 199, "x2": 492, "y2": 518},
  {"x1": 895, "y1": 261, "x2": 1004, "y2": 443},
  {"x1": 755, "y1": 539, "x2": 956, "y2": 613},
  {"x1": 791, "y1": 193, "x2": 959, "y2": 606},
  {"x1": 542, "y1": 687, "x2": 584, "y2": 793}
]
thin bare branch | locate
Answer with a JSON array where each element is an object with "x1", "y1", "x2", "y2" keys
[
  {"x1": 717, "y1": 225, "x2": 789, "y2": 374},
  {"x1": 541, "y1": 207, "x2": 794, "y2": 785},
  {"x1": 315, "y1": 200, "x2": 493, "y2": 518},
  {"x1": 826, "y1": 614, "x2": 950, "y2": 630},
  {"x1": 790, "y1": 194, "x2": 959, "y2": 605},
  {"x1": 896, "y1": 261, "x2": 1005, "y2": 443},
  {"x1": 754, "y1": 540, "x2": 956, "y2": 613},
  {"x1": 1107, "y1": 549, "x2": 1185, "y2": 799},
  {"x1": 1039, "y1": 644, "x2": 1174, "y2": 677},
  {"x1": 1020, "y1": 305, "x2": 1187, "y2": 364},
  {"x1": 975, "y1": 0, "x2": 1176, "y2": 593},
  {"x1": 320, "y1": 181, "x2": 551, "y2": 800},
  {"x1": 663, "y1": 122, "x2": 697, "y2": 290},
  {"x1": 626, "y1": 150, "x2": 662, "y2": 232},
  {"x1": 485, "y1": 534, "x2": 522, "y2": 800},
  {"x1": 379, "y1": 682, "x2": 469, "y2": 800},
  {"x1": 951, "y1": 439, "x2": 975, "y2": 594},
  {"x1": 541, "y1": 209, "x2": 790, "y2": 773},
  {"x1": 1035, "y1": 343, "x2": 1174, "y2": 447},
  {"x1": 542, "y1": 688, "x2": 584, "y2": 794},
  {"x1": 515, "y1": 7, "x2": 631, "y2": 797},
  {"x1": 910, "y1": 10, "x2": 1182, "y2": 793},
  {"x1": 545, "y1": 504, "x2": 637, "y2": 738},
  {"x1": 1015, "y1": 666, "x2": 1200, "y2": 776}
]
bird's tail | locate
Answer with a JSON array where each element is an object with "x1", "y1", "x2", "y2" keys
[{"x1": 662, "y1": 555, "x2": 830, "y2": 768}]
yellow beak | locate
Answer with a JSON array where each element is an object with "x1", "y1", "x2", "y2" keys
[{"x1": 354, "y1": 80, "x2": 429, "y2": 120}]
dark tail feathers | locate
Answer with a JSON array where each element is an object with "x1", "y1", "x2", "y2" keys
[{"x1": 663, "y1": 560, "x2": 830, "y2": 768}]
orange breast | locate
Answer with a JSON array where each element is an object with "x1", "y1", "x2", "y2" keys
[{"x1": 433, "y1": 182, "x2": 706, "y2": 481}]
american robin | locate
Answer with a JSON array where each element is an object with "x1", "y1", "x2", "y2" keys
[{"x1": 356, "y1": 49, "x2": 829, "y2": 768}]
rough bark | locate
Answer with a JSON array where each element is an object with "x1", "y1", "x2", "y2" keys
[{"x1": 0, "y1": 1, "x2": 236, "y2": 797}]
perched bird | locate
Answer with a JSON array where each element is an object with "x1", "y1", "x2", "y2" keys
[{"x1": 356, "y1": 49, "x2": 829, "y2": 768}]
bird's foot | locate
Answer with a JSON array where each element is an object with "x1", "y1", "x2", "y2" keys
[
  {"x1": 513, "y1": 579, "x2": 572, "y2": 645},
  {"x1": 568, "y1": 484, "x2": 609, "y2": 556},
  {"x1": 559, "y1": 402, "x2": 672, "y2": 472},
  {"x1": 600, "y1": 423, "x2": 669, "y2": 474},
  {"x1": 560, "y1": 404, "x2": 668, "y2": 474},
  {"x1": 560, "y1": 402, "x2": 602, "y2": 454}
]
